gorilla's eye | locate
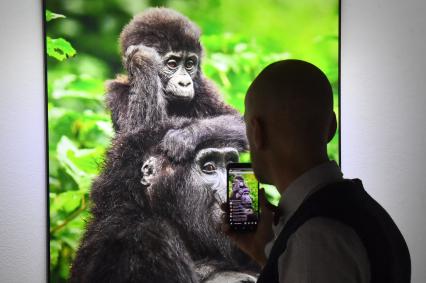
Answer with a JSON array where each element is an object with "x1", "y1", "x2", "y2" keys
[
  {"x1": 202, "y1": 162, "x2": 216, "y2": 174},
  {"x1": 185, "y1": 59, "x2": 195, "y2": 70},
  {"x1": 167, "y1": 59, "x2": 178, "y2": 69}
]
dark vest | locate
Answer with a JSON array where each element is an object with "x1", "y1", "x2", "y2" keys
[{"x1": 257, "y1": 179, "x2": 411, "y2": 283}]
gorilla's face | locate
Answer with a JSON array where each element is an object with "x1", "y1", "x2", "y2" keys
[
  {"x1": 160, "y1": 51, "x2": 199, "y2": 101},
  {"x1": 192, "y1": 147, "x2": 239, "y2": 203},
  {"x1": 139, "y1": 146, "x2": 240, "y2": 257},
  {"x1": 238, "y1": 179, "x2": 245, "y2": 188},
  {"x1": 241, "y1": 189, "x2": 252, "y2": 206},
  {"x1": 140, "y1": 146, "x2": 239, "y2": 204}
]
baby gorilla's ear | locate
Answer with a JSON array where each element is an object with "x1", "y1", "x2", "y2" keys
[{"x1": 141, "y1": 156, "x2": 160, "y2": 187}]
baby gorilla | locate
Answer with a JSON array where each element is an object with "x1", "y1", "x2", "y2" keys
[
  {"x1": 70, "y1": 115, "x2": 259, "y2": 283},
  {"x1": 107, "y1": 8, "x2": 238, "y2": 132}
]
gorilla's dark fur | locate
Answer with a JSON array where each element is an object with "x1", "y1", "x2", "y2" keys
[
  {"x1": 106, "y1": 8, "x2": 238, "y2": 132},
  {"x1": 70, "y1": 115, "x2": 259, "y2": 282},
  {"x1": 70, "y1": 8, "x2": 258, "y2": 282}
]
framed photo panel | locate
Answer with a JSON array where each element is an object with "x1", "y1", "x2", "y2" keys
[{"x1": 44, "y1": 0, "x2": 340, "y2": 281}]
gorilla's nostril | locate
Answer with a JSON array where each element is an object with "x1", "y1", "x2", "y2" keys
[{"x1": 178, "y1": 81, "x2": 191, "y2": 87}]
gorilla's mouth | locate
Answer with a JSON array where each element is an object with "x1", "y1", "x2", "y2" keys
[
  {"x1": 166, "y1": 89, "x2": 194, "y2": 101},
  {"x1": 164, "y1": 81, "x2": 195, "y2": 101}
]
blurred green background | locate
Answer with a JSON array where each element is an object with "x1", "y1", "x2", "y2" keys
[{"x1": 46, "y1": 0, "x2": 339, "y2": 281}]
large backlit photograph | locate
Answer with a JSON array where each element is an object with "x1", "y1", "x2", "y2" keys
[{"x1": 45, "y1": 0, "x2": 339, "y2": 281}]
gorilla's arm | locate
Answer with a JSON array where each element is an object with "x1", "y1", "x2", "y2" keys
[
  {"x1": 70, "y1": 216, "x2": 199, "y2": 283},
  {"x1": 106, "y1": 73, "x2": 238, "y2": 133},
  {"x1": 125, "y1": 45, "x2": 168, "y2": 131},
  {"x1": 160, "y1": 115, "x2": 248, "y2": 162},
  {"x1": 107, "y1": 45, "x2": 167, "y2": 133},
  {"x1": 105, "y1": 75, "x2": 130, "y2": 132}
]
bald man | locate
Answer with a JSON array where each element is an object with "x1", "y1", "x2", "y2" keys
[{"x1": 223, "y1": 60, "x2": 410, "y2": 283}]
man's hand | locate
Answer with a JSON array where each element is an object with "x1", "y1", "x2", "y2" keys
[{"x1": 220, "y1": 189, "x2": 276, "y2": 267}]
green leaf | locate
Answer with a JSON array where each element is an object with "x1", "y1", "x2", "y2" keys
[
  {"x1": 51, "y1": 191, "x2": 83, "y2": 214},
  {"x1": 46, "y1": 36, "x2": 76, "y2": 61},
  {"x1": 56, "y1": 136, "x2": 103, "y2": 192},
  {"x1": 50, "y1": 240, "x2": 61, "y2": 269},
  {"x1": 60, "y1": 229, "x2": 82, "y2": 251},
  {"x1": 59, "y1": 247, "x2": 71, "y2": 279},
  {"x1": 46, "y1": 10, "x2": 65, "y2": 22},
  {"x1": 51, "y1": 74, "x2": 105, "y2": 102}
]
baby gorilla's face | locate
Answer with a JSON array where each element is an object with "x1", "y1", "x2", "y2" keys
[
  {"x1": 161, "y1": 51, "x2": 199, "y2": 101},
  {"x1": 192, "y1": 147, "x2": 239, "y2": 204}
]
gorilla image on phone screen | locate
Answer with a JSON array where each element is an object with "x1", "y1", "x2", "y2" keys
[{"x1": 227, "y1": 166, "x2": 259, "y2": 231}]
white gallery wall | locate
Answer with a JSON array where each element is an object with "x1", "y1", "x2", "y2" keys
[
  {"x1": 0, "y1": 0, "x2": 47, "y2": 282},
  {"x1": 341, "y1": 1, "x2": 426, "y2": 282},
  {"x1": 0, "y1": 0, "x2": 425, "y2": 282}
]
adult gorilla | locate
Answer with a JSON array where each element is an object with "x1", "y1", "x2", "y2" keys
[
  {"x1": 70, "y1": 115, "x2": 259, "y2": 283},
  {"x1": 107, "y1": 8, "x2": 238, "y2": 132}
]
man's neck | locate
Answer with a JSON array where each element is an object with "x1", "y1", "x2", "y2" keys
[{"x1": 270, "y1": 155, "x2": 330, "y2": 195}]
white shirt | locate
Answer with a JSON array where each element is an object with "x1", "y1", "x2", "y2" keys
[{"x1": 264, "y1": 161, "x2": 371, "y2": 283}]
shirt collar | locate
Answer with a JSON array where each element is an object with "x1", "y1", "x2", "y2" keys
[{"x1": 277, "y1": 160, "x2": 343, "y2": 225}]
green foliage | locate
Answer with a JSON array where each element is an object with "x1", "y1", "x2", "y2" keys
[
  {"x1": 239, "y1": 152, "x2": 251, "y2": 163},
  {"x1": 46, "y1": 1, "x2": 339, "y2": 281},
  {"x1": 243, "y1": 174, "x2": 259, "y2": 213},
  {"x1": 46, "y1": 9, "x2": 111, "y2": 282},
  {"x1": 46, "y1": 10, "x2": 65, "y2": 22},
  {"x1": 47, "y1": 37, "x2": 77, "y2": 61},
  {"x1": 46, "y1": 10, "x2": 76, "y2": 61}
]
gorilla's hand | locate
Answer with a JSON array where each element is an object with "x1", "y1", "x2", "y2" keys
[
  {"x1": 161, "y1": 127, "x2": 196, "y2": 163},
  {"x1": 122, "y1": 44, "x2": 166, "y2": 132},
  {"x1": 124, "y1": 44, "x2": 161, "y2": 77}
]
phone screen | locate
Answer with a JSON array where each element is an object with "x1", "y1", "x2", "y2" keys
[{"x1": 227, "y1": 163, "x2": 259, "y2": 231}]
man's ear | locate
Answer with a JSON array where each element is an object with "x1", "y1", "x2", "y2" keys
[
  {"x1": 327, "y1": 112, "x2": 337, "y2": 143},
  {"x1": 141, "y1": 156, "x2": 159, "y2": 186}
]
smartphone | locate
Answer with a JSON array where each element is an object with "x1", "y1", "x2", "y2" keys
[{"x1": 226, "y1": 163, "x2": 259, "y2": 232}]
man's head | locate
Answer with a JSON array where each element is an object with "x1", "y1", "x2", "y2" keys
[{"x1": 244, "y1": 60, "x2": 336, "y2": 186}]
